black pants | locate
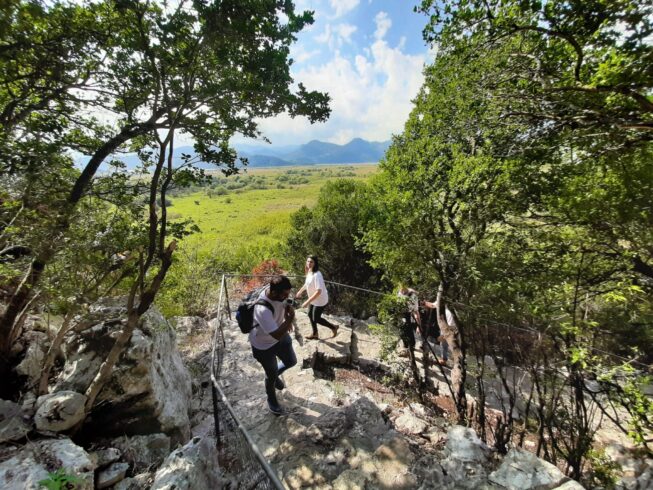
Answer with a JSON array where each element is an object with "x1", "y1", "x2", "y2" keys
[
  {"x1": 308, "y1": 304, "x2": 335, "y2": 335},
  {"x1": 400, "y1": 317, "x2": 416, "y2": 349},
  {"x1": 251, "y1": 334, "x2": 297, "y2": 406}
]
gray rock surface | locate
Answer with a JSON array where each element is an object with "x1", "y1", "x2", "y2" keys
[
  {"x1": 0, "y1": 438, "x2": 95, "y2": 490},
  {"x1": 14, "y1": 331, "x2": 49, "y2": 385},
  {"x1": 97, "y1": 462, "x2": 129, "y2": 489},
  {"x1": 111, "y1": 433, "x2": 171, "y2": 471},
  {"x1": 445, "y1": 425, "x2": 491, "y2": 463},
  {"x1": 489, "y1": 448, "x2": 572, "y2": 489},
  {"x1": 34, "y1": 391, "x2": 86, "y2": 432},
  {"x1": 394, "y1": 412, "x2": 428, "y2": 435},
  {"x1": 554, "y1": 481, "x2": 586, "y2": 489},
  {"x1": 112, "y1": 472, "x2": 153, "y2": 490},
  {"x1": 0, "y1": 399, "x2": 30, "y2": 443},
  {"x1": 55, "y1": 299, "x2": 192, "y2": 443},
  {"x1": 150, "y1": 436, "x2": 220, "y2": 490},
  {"x1": 172, "y1": 316, "x2": 209, "y2": 336},
  {"x1": 91, "y1": 447, "x2": 121, "y2": 468},
  {"x1": 332, "y1": 469, "x2": 369, "y2": 490}
]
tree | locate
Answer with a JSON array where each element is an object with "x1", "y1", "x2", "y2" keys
[
  {"x1": 361, "y1": 36, "x2": 531, "y2": 421},
  {"x1": 417, "y1": 0, "x2": 653, "y2": 282},
  {"x1": 0, "y1": 0, "x2": 330, "y2": 372},
  {"x1": 285, "y1": 179, "x2": 384, "y2": 314},
  {"x1": 359, "y1": 0, "x2": 653, "y2": 468}
]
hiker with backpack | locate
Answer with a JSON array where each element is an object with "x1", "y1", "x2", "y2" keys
[
  {"x1": 296, "y1": 255, "x2": 339, "y2": 340},
  {"x1": 245, "y1": 275, "x2": 298, "y2": 415}
]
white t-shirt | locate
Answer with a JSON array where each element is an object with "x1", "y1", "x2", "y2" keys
[
  {"x1": 304, "y1": 271, "x2": 328, "y2": 307},
  {"x1": 249, "y1": 290, "x2": 287, "y2": 350}
]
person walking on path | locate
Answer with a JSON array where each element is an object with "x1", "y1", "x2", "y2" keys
[
  {"x1": 249, "y1": 275, "x2": 298, "y2": 415},
  {"x1": 296, "y1": 255, "x2": 339, "y2": 340}
]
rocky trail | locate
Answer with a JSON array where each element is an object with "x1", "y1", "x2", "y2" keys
[
  {"x1": 0, "y1": 300, "x2": 649, "y2": 489},
  {"x1": 196, "y1": 308, "x2": 612, "y2": 489}
]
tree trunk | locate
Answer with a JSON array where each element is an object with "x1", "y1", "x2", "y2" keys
[
  {"x1": 0, "y1": 119, "x2": 161, "y2": 365},
  {"x1": 436, "y1": 284, "x2": 467, "y2": 422},
  {"x1": 83, "y1": 240, "x2": 176, "y2": 414}
]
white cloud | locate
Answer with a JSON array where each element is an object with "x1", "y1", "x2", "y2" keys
[
  {"x1": 315, "y1": 23, "x2": 358, "y2": 49},
  {"x1": 329, "y1": 0, "x2": 359, "y2": 18},
  {"x1": 335, "y1": 23, "x2": 357, "y2": 43},
  {"x1": 315, "y1": 24, "x2": 332, "y2": 44},
  {"x1": 254, "y1": 38, "x2": 426, "y2": 145},
  {"x1": 290, "y1": 44, "x2": 321, "y2": 64},
  {"x1": 374, "y1": 11, "x2": 391, "y2": 40}
]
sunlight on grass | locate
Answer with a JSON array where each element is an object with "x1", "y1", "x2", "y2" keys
[{"x1": 171, "y1": 164, "x2": 377, "y2": 255}]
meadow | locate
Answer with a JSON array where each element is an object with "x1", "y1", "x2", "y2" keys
[{"x1": 169, "y1": 164, "x2": 377, "y2": 262}]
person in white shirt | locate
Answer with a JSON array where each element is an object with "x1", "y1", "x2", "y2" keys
[
  {"x1": 296, "y1": 255, "x2": 338, "y2": 340},
  {"x1": 249, "y1": 275, "x2": 297, "y2": 415}
]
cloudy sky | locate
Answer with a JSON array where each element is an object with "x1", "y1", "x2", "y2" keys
[{"x1": 235, "y1": 0, "x2": 432, "y2": 147}]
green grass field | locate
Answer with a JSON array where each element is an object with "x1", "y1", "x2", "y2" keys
[{"x1": 169, "y1": 164, "x2": 378, "y2": 256}]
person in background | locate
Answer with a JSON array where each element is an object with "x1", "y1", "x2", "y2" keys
[
  {"x1": 249, "y1": 275, "x2": 298, "y2": 415},
  {"x1": 397, "y1": 284, "x2": 421, "y2": 383},
  {"x1": 296, "y1": 255, "x2": 339, "y2": 340},
  {"x1": 397, "y1": 284, "x2": 420, "y2": 352}
]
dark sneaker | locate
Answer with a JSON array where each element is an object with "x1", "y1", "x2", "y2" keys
[
  {"x1": 267, "y1": 401, "x2": 284, "y2": 415},
  {"x1": 275, "y1": 377, "x2": 285, "y2": 390}
]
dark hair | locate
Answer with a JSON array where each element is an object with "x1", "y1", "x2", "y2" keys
[
  {"x1": 269, "y1": 275, "x2": 292, "y2": 292},
  {"x1": 307, "y1": 255, "x2": 319, "y2": 272}
]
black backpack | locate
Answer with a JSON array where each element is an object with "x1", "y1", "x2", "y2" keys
[{"x1": 236, "y1": 288, "x2": 274, "y2": 334}]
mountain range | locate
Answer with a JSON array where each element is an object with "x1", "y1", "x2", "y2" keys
[{"x1": 84, "y1": 138, "x2": 391, "y2": 171}]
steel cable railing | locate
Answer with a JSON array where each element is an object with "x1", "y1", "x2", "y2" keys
[
  {"x1": 208, "y1": 273, "x2": 650, "y2": 486},
  {"x1": 210, "y1": 274, "x2": 285, "y2": 490}
]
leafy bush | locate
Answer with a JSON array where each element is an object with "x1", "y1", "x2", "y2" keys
[{"x1": 39, "y1": 468, "x2": 83, "y2": 490}]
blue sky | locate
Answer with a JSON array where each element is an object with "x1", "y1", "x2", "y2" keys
[{"x1": 233, "y1": 0, "x2": 433, "y2": 147}]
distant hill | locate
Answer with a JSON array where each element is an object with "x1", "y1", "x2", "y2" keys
[
  {"x1": 242, "y1": 138, "x2": 390, "y2": 166},
  {"x1": 79, "y1": 138, "x2": 390, "y2": 171}
]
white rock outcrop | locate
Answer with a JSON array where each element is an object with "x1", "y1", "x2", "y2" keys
[
  {"x1": 0, "y1": 399, "x2": 30, "y2": 443},
  {"x1": 489, "y1": 448, "x2": 575, "y2": 489},
  {"x1": 34, "y1": 391, "x2": 86, "y2": 432},
  {"x1": 0, "y1": 438, "x2": 95, "y2": 490},
  {"x1": 150, "y1": 436, "x2": 221, "y2": 490},
  {"x1": 55, "y1": 299, "x2": 192, "y2": 443}
]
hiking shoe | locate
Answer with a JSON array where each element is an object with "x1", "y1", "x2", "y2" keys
[
  {"x1": 275, "y1": 377, "x2": 285, "y2": 390},
  {"x1": 267, "y1": 401, "x2": 284, "y2": 416},
  {"x1": 305, "y1": 334, "x2": 319, "y2": 340}
]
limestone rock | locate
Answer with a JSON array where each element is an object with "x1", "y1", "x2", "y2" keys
[
  {"x1": 113, "y1": 473, "x2": 153, "y2": 490},
  {"x1": 553, "y1": 481, "x2": 585, "y2": 489},
  {"x1": 111, "y1": 433, "x2": 171, "y2": 471},
  {"x1": 489, "y1": 448, "x2": 573, "y2": 489},
  {"x1": 34, "y1": 391, "x2": 86, "y2": 432},
  {"x1": 0, "y1": 399, "x2": 30, "y2": 443},
  {"x1": 172, "y1": 316, "x2": 209, "y2": 336},
  {"x1": 90, "y1": 447, "x2": 121, "y2": 468},
  {"x1": 425, "y1": 427, "x2": 446, "y2": 445},
  {"x1": 445, "y1": 425, "x2": 491, "y2": 463},
  {"x1": 395, "y1": 412, "x2": 428, "y2": 435},
  {"x1": 97, "y1": 462, "x2": 129, "y2": 489},
  {"x1": 374, "y1": 435, "x2": 413, "y2": 464},
  {"x1": 14, "y1": 331, "x2": 49, "y2": 385},
  {"x1": 21, "y1": 391, "x2": 37, "y2": 416},
  {"x1": 150, "y1": 436, "x2": 220, "y2": 490},
  {"x1": 0, "y1": 438, "x2": 95, "y2": 489},
  {"x1": 56, "y1": 300, "x2": 192, "y2": 443},
  {"x1": 332, "y1": 469, "x2": 368, "y2": 490}
]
